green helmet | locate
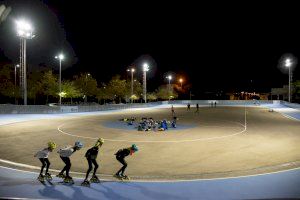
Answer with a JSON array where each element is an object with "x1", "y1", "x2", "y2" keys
[
  {"x1": 131, "y1": 144, "x2": 138, "y2": 152},
  {"x1": 48, "y1": 141, "x2": 56, "y2": 150}
]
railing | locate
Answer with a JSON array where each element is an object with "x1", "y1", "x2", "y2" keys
[
  {"x1": 0, "y1": 102, "x2": 163, "y2": 114},
  {"x1": 0, "y1": 100, "x2": 296, "y2": 114}
]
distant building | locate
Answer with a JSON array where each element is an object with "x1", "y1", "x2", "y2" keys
[
  {"x1": 227, "y1": 92, "x2": 269, "y2": 100},
  {"x1": 271, "y1": 85, "x2": 289, "y2": 101}
]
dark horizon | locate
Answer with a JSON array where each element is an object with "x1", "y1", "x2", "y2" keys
[{"x1": 1, "y1": 0, "x2": 300, "y2": 96}]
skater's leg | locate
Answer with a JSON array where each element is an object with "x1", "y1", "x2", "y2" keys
[
  {"x1": 45, "y1": 158, "x2": 50, "y2": 174},
  {"x1": 39, "y1": 158, "x2": 46, "y2": 175},
  {"x1": 60, "y1": 156, "x2": 68, "y2": 174},
  {"x1": 116, "y1": 156, "x2": 127, "y2": 175},
  {"x1": 65, "y1": 157, "x2": 71, "y2": 177},
  {"x1": 85, "y1": 158, "x2": 93, "y2": 180},
  {"x1": 92, "y1": 159, "x2": 98, "y2": 176},
  {"x1": 117, "y1": 157, "x2": 127, "y2": 175},
  {"x1": 120, "y1": 160, "x2": 127, "y2": 175}
]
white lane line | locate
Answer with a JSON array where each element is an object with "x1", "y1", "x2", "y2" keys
[
  {"x1": 57, "y1": 107, "x2": 248, "y2": 143},
  {"x1": 0, "y1": 159, "x2": 111, "y2": 177},
  {"x1": 0, "y1": 165, "x2": 113, "y2": 181},
  {"x1": 1, "y1": 162, "x2": 300, "y2": 183},
  {"x1": 57, "y1": 123, "x2": 246, "y2": 143}
]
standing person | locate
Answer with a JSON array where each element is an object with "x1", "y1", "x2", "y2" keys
[
  {"x1": 81, "y1": 138, "x2": 104, "y2": 186},
  {"x1": 34, "y1": 141, "x2": 57, "y2": 182},
  {"x1": 211, "y1": 101, "x2": 213, "y2": 107},
  {"x1": 195, "y1": 103, "x2": 199, "y2": 113},
  {"x1": 187, "y1": 103, "x2": 190, "y2": 110},
  {"x1": 171, "y1": 105, "x2": 175, "y2": 117},
  {"x1": 114, "y1": 144, "x2": 139, "y2": 180},
  {"x1": 214, "y1": 101, "x2": 217, "y2": 108},
  {"x1": 57, "y1": 141, "x2": 84, "y2": 183}
]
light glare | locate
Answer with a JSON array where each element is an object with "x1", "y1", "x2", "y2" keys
[
  {"x1": 285, "y1": 58, "x2": 292, "y2": 67},
  {"x1": 143, "y1": 63, "x2": 149, "y2": 72}
]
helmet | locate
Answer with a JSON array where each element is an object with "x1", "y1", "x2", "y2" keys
[
  {"x1": 95, "y1": 138, "x2": 104, "y2": 147},
  {"x1": 75, "y1": 141, "x2": 83, "y2": 149},
  {"x1": 48, "y1": 141, "x2": 56, "y2": 150},
  {"x1": 131, "y1": 144, "x2": 138, "y2": 152}
]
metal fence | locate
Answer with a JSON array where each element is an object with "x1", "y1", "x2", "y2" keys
[
  {"x1": 0, "y1": 102, "x2": 163, "y2": 114},
  {"x1": 281, "y1": 101, "x2": 300, "y2": 109},
  {"x1": 0, "y1": 100, "x2": 297, "y2": 114},
  {"x1": 168, "y1": 100, "x2": 273, "y2": 105}
]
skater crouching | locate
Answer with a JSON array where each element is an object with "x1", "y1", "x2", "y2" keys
[
  {"x1": 34, "y1": 141, "x2": 56, "y2": 181},
  {"x1": 82, "y1": 138, "x2": 104, "y2": 186},
  {"x1": 114, "y1": 144, "x2": 138, "y2": 180},
  {"x1": 57, "y1": 141, "x2": 83, "y2": 183}
]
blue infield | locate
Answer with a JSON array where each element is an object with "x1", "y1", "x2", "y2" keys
[
  {"x1": 103, "y1": 121, "x2": 197, "y2": 131},
  {"x1": 0, "y1": 166, "x2": 300, "y2": 200}
]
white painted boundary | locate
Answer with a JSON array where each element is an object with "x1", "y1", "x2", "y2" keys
[
  {"x1": 57, "y1": 106, "x2": 247, "y2": 143},
  {"x1": 1, "y1": 161, "x2": 300, "y2": 183}
]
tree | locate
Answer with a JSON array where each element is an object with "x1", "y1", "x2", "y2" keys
[
  {"x1": 27, "y1": 71, "x2": 43, "y2": 104},
  {"x1": 106, "y1": 75, "x2": 127, "y2": 103},
  {"x1": 0, "y1": 64, "x2": 15, "y2": 100},
  {"x1": 156, "y1": 84, "x2": 178, "y2": 100},
  {"x1": 61, "y1": 80, "x2": 82, "y2": 104},
  {"x1": 96, "y1": 85, "x2": 113, "y2": 104},
  {"x1": 74, "y1": 73, "x2": 98, "y2": 103},
  {"x1": 147, "y1": 92, "x2": 158, "y2": 102},
  {"x1": 125, "y1": 79, "x2": 143, "y2": 102},
  {"x1": 293, "y1": 80, "x2": 300, "y2": 102},
  {"x1": 130, "y1": 94, "x2": 139, "y2": 102},
  {"x1": 40, "y1": 70, "x2": 58, "y2": 104}
]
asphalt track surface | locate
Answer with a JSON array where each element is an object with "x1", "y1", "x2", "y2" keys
[{"x1": 0, "y1": 106, "x2": 300, "y2": 181}]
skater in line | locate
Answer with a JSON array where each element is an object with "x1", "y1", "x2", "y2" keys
[
  {"x1": 171, "y1": 116, "x2": 178, "y2": 128},
  {"x1": 34, "y1": 141, "x2": 56, "y2": 181},
  {"x1": 171, "y1": 105, "x2": 175, "y2": 117},
  {"x1": 57, "y1": 141, "x2": 83, "y2": 183},
  {"x1": 187, "y1": 103, "x2": 190, "y2": 110},
  {"x1": 82, "y1": 138, "x2": 104, "y2": 186},
  {"x1": 114, "y1": 144, "x2": 138, "y2": 180},
  {"x1": 195, "y1": 103, "x2": 199, "y2": 113},
  {"x1": 214, "y1": 101, "x2": 217, "y2": 108}
]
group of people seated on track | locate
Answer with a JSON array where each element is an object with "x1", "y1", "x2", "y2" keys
[
  {"x1": 120, "y1": 116, "x2": 178, "y2": 131},
  {"x1": 34, "y1": 139, "x2": 138, "y2": 187}
]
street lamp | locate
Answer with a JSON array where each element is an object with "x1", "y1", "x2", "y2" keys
[
  {"x1": 284, "y1": 58, "x2": 293, "y2": 102},
  {"x1": 143, "y1": 63, "x2": 149, "y2": 103},
  {"x1": 55, "y1": 53, "x2": 64, "y2": 106},
  {"x1": 16, "y1": 19, "x2": 35, "y2": 105},
  {"x1": 127, "y1": 68, "x2": 135, "y2": 103},
  {"x1": 14, "y1": 64, "x2": 20, "y2": 104},
  {"x1": 166, "y1": 75, "x2": 172, "y2": 101},
  {"x1": 179, "y1": 78, "x2": 183, "y2": 88}
]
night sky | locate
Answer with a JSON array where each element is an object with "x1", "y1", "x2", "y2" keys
[{"x1": 0, "y1": 0, "x2": 300, "y2": 96}]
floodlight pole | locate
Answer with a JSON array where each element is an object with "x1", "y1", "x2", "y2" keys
[
  {"x1": 168, "y1": 78, "x2": 171, "y2": 101},
  {"x1": 19, "y1": 38, "x2": 27, "y2": 105},
  {"x1": 59, "y1": 58, "x2": 62, "y2": 106},
  {"x1": 288, "y1": 66, "x2": 292, "y2": 102},
  {"x1": 131, "y1": 69, "x2": 134, "y2": 103},
  {"x1": 14, "y1": 64, "x2": 19, "y2": 104},
  {"x1": 17, "y1": 20, "x2": 34, "y2": 105},
  {"x1": 143, "y1": 70, "x2": 147, "y2": 103}
]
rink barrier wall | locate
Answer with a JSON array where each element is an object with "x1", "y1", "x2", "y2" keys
[
  {"x1": 281, "y1": 101, "x2": 300, "y2": 109},
  {"x1": 0, "y1": 100, "x2": 298, "y2": 114}
]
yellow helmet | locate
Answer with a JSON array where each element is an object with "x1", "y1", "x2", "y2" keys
[
  {"x1": 48, "y1": 141, "x2": 56, "y2": 150},
  {"x1": 94, "y1": 138, "x2": 104, "y2": 147}
]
